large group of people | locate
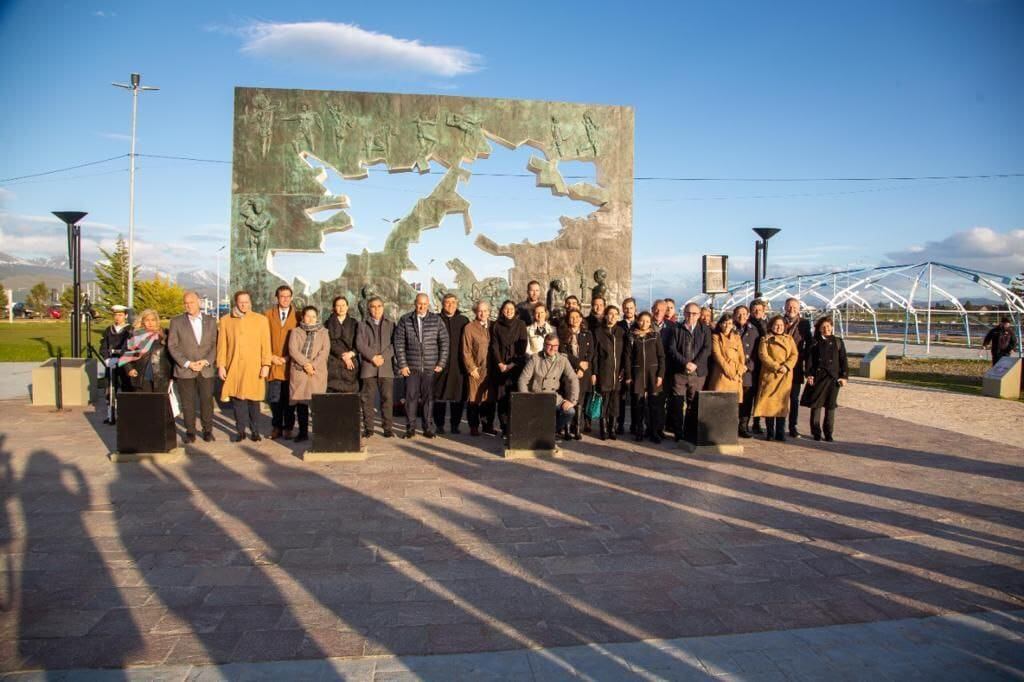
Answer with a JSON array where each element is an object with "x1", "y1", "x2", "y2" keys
[{"x1": 97, "y1": 280, "x2": 863, "y2": 446}]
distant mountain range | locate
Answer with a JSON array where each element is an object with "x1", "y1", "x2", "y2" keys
[{"x1": 0, "y1": 251, "x2": 225, "y2": 301}]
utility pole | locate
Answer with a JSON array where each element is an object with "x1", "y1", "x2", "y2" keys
[{"x1": 112, "y1": 73, "x2": 159, "y2": 312}]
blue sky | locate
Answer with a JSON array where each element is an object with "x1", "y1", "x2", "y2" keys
[{"x1": 1, "y1": 0, "x2": 1022, "y2": 300}]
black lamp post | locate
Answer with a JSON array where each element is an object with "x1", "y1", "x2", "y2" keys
[
  {"x1": 53, "y1": 211, "x2": 87, "y2": 357},
  {"x1": 753, "y1": 227, "x2": 781, "y2": 299}
]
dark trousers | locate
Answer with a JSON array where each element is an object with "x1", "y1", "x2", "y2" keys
[
  {"x1": 296, "y1": 403, "x2": 310, "y2": 434},
  {"x1": 360, "y1": 376, "x2": 394, "y2": 431},
  {"x1": 497, "y1": 381, "x2": 515, "y2": 432},
  {"x1": 571, "y1": 389, "x2": 591, "y2": 434},
  {"x1": 433, "y1": 400, "x2": 465, "y2": 431},
  {"x1": 617, "y1": 387, "x2": 635, "y2": 432},
  {"x1": 231, "y1": 398, "x2": 261, "y2": 435},
  {"x1": 635, "y1": 392, "x2": 663, "y2": 437},
  {"x1": 177, "y1": 375, "x2": 214, "y2": 435},
  {"x1": 268, "y1": 380, "x2": 295, "y2": 431},
  {"x1": 668, "y1": 374, "x2": 704, "y2": 437},
  {"x1": 405, "y1": 370, "x2": 436, "y2": 430},
  {"x1": 740, "y1": 385, "x2": 756, "y2": 421},
  {"x1": 809, "y1": 407, "x2": 835, "y2": 438},
  {"x1": 600, "y1": 389, "x2": 620, "y2": 432},
  {"x1": 766, "y1": 416, "x2": 786, "y2": 439},
  {"x1": 466, "y1": 402, "x2": 495, "y2": 430},
  {"x1": 788, "y1": 379, "x2": 801, "y2": 430}
]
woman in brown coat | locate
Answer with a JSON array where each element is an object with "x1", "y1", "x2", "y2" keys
[
  {"x1": 462, "y1": 300, "x2": 495, "y2": 436},
  {"x1": 753, "y1": 315, "x2": 799, "y2": 441},
  {"x1": 287, "y1": 306, "x2": 330, "y2": 442},
  {"x1": 707, "y1": 313, "x2": 745, "y2": 401}
]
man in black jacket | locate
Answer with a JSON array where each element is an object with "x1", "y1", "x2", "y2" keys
[
  {"x1": 355, "y1": 297, "x2": 396, "y2": 438},
  {"x1": 983, "y1": 317, "x2": 1018, "y2": 366},
  {"x1": 783, "y1": 297, "x2": 813, "y2": 438},
  {"x1": 433, "y1": 293, "x2": 469, "y2": 434},
  {"x1": 394, "y1": 293, "x2": 450, "y2": 438},
  {"x1": 666, "y1": 303, "x2": 710, "y2": 441}
]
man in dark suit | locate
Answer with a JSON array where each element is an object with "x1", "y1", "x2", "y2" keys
[
  {"x1": 356, "y1": 296, "x2": 397, "y2": 438},
  {"x1": 666, "y1": 303, "x2": 710, "y2": 441},
  {"x1": 783, "y1": 297, "x2": 813, "y2": 438},
  {"x1": 168, "y1": 291, "x2": 219, "y2": 443}
]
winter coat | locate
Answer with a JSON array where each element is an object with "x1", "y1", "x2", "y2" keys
[
  {"x1": 984, "y1": 326, "x2": 1018, "y2": 363},
  {"x1": 355, "y1": 318, "x2": 396, "y2": 379},
  {"x1": 516, "y1": 299, "x2": 542, "y2": 324},
  {"x1": 752, "y1": 333, "x2": 798, "y2": 418},
  {"x1": 217, "y1": 312, "x2": 272, "y2": 401},
  {"x1": 593, "y1": 324, "x2": 627, "y2": 393},
  {"x1": 525, "y1": 321, "x2": 555, "y2": 356},
  {"x1": 435, "y1": 311, "x2": 468, "y2": 401},
  {"x1": 394, "y1": 311, "x2": 450, "y2": 373},
  {"x1": 707, "y1": 331, "x2": 745, "y2": 400},
  {"x1": 784, "y1": 316, "x2": 813, "y2": 384},
  {"x1": 287, "y1": 326, "x2": 329, "y2": 404},
  {"x1": 265, "y1": 306, "x2": 300, "y2": 382},
  {"x1": 667, "y1": 322, "x2": 711, "y2": 378},
  {"x1": 326, "y1": 314, "x2": 360, "y2": 393},
  {"x1": 124, "y1": 333, "x2": 173, "y2": 393},
  {"x1": 489, "y1": 317, "x2": 528, "y2": 387},
  {"x1": 517, "y1": 351, "x2": 580, "y2": 405},
  {"x1": 800, "y1": 335, "x2": 848, "y2": 410},
  {"x1": 736, "y1": 322, "x2": 761, "y2": 388},
  {"x1": 462, "y1": 320, "x2": 493, "y2": 403},
  {"x1": 624, "y1": 330, "x2": 665, "y2": 396},
  {"x1": 100, "y1": 324, "x2": 131, "y2": 360},
  {"x1": 559, "y1": 326, "x2": 595, "y2": 392}
]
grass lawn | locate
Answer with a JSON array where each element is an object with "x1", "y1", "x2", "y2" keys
[{"x1": 0, "y1": 320, "x2": 107, "y2": 361}]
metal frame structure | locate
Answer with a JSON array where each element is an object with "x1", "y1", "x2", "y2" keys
[{"x1": 686, "y1": 261, "x2": 1024, "y2": 356}]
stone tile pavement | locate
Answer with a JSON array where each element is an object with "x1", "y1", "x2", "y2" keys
[
  {"x1": 3, "y1": 609, "x2": 1022, "y2": 679},
  {"x1": 0, "y1": 397, "x2": 1021, "y2": 675}
]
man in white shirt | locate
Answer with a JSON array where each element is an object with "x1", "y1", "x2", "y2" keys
[{"x1": 168, "y1": 291, "x2": 219, "y2": 443}]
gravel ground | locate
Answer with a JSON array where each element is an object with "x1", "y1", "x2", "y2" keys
[{"x1": 840, "y1": 377, "x2": 1024, "y2": 448}]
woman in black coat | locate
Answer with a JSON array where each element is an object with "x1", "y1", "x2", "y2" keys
[
  {"x1": 326, "y1": 296, "x2": 360, "y2": 393},
  {"x1": 593, "y1": 305, "x2": 627, "y2": 441},
  {"x1": 800, "y1": 316, "x2": 848, "y2": 442},
  {"x1": 624, "y1": 311, "x2": 665, "y2": 443},
  {"x1": 489, "y1": 300, "x2": 528, "y2": 436},
  {"x1": 559, "y1": 308, "x2": 595, "y2": 439},
  {"x1": 119, "y1": 309, "x2": 172, "y2": 394}
]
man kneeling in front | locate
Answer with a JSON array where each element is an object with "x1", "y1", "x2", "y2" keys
[{"x1": 517, "y1": 333, "x2": 580, "y2": 440}]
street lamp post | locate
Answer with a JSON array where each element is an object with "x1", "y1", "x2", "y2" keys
[
  {"x1": 752, "y1": 227, "x2": 781, "y2": 300},
  {"x1": 53, "y1": 211, "x2": 88, "y2": 357},
  {"x1": 113, "y1": 73, "x2": 159, "y2": 313}
]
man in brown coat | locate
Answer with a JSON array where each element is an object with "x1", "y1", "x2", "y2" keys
[{"x1": 264, "y1": 285, "x2": 300, "y2": 439}]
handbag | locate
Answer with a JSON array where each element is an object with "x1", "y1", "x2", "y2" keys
[{"x1": 585, "y1": 392, "x2": 603, "y2": 420}]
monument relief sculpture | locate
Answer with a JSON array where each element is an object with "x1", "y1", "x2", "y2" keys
[{"x1": 230, "y1": 88, "x2": 633, "y2": 314}]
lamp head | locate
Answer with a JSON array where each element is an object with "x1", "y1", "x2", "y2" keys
[
  {"x1": 753, "y1": 227, "x2": 781, "y2": 242},
  {"x1": 53, "y1": 211, "x2": 87, "y2": 225},
  {"x1": 131, "y1": 73, "x2": 140, "y2": 87}
]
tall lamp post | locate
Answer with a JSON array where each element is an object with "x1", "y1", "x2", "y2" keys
[
  {"x1": 753, "y1": 227, "x2": 781, "y2": 300},
  {"x1": 53, "y1": 211, "x2": 88, "y2": 357},
  {"x1": 112, "y1": 73, "x2": 159, "y2": 313},
  {"x1": 216, "y1": 245, "x2": 226, "y2": 317}
]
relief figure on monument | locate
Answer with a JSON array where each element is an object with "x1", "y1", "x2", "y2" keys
[{"x1": 240, "y1": 196, "x2": 271, "y2": 267}]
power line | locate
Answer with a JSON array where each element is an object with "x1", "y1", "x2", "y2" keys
[
  {"x1": 5, "y1": 151, "x2": 1024, "y2": 184},
  {"x1": 0, "y1": 154, "x2": 128, "y2": 183}
]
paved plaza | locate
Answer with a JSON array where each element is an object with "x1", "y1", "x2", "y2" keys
[{"x1": 0, "y1": 381, "x2": 1022, "y2": 678}]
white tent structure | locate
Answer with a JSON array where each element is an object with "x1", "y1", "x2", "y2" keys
[{"x1": 686, "y1": 262, "x2": 1024, "y2": 356}]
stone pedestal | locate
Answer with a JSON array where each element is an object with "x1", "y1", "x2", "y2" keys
[
  {"x1": 858, "y1": 344, "x2": 887, "y2": 380},
  {"x1": 31, "y1": 358, "x2": 93, "y2": 407},
  {"x1": 983, "y1": 357, "x2": 1022, "y2": 400},
  {"x1": 680, "y1": 391, "x2": 743, "y2": 454},
  {"x1": 304, "y1": 393, "x2": 366, "y2": 462},
  {"x1": 505, "y1": 392, "x2": 559, "y2": 458},
  {"x1": 110, "y1": 392, "x2": 180, "y2": 462}
]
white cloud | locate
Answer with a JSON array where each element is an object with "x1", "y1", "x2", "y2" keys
[
  {"x1": 234, "y1": 21, "x2": 482, "y2": 77},
  {"x1": 885, "y1": 227, "x2": 1024, "y2": 276},
  {"x1": 0, "y1": 188, "x2": 14, "y2": 206}
]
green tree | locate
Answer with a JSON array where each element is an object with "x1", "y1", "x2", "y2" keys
[
  {"x1": 135, "y1": 276, "x2": 185, "y2": 319},
  {"x1": 26, "y1": 281, "x2": 50, "y2": 314},
  {"x1": 93, "y1": 237, "x2": 138, "y2": 314},
  {"x1": 0, "y1": 281, "x2": 6, "y2": 315},
  {"x1": 59, "y1": 285, "x2": 84, "y2": 313}
]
